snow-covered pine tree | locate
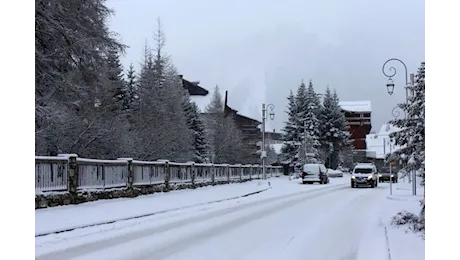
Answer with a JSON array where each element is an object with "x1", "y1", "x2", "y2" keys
[
  {"x1": 303, "y1": 80, "x2": 322, "y2": 159},
  {"x1": 298, "y1": 133, "x2": 320, "y2": 164},
  {"x1": 389, "y1": 62, "x2": 425, "y2": 173},
  {"x1": 35, "y1": 0, "x2": 127, "y2": 158},
  {"x1": 125, "y1": 63, "x2": 139, "y2": 110},
  {"x1": 281, "y1": 90, "x2": 299, "y2": 163},
  {"x1": 265, "y1": 144, "x2": 279, "y2": 165},
  {"x1": 152, "y1": 18, "x2": 170, "y2": 89},
  {"x1": 319, "y1": 87, "x2": 350, "y2": 169},
  {"x1": 295, "y1": 80, "x2": 308, "y2": 129},
  {"x1": 203, "y1": 86, "x2": 247, "y2": 164},
  {"x1": 107, "y1": 48, "x2": 128, "y2": 109},
  {"x1": 183, "y1": 93, "x2": 210, "y2": 163},
  {"x1": 129, "y1": 24, "x2": 194, "y2": 161}
]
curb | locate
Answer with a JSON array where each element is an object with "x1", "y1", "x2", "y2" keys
[{"x1": 35, "y1": 186, "x2": 272, "y2": 237}]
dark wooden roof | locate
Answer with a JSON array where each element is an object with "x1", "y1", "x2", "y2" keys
[
  {"x1": 179, "y1": 75, "x2": 209, "y2": 96},
  {"x1": 224, "y1": 91, "x2": 261, "y2": 124}
]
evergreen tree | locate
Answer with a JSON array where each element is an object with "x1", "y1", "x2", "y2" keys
[
  {"x1": 389, "y1": 62, "x2": 425, "y2": 172},
  {"x1": 265, "y1": 144, "x2": 279, "y2": 165},
  {"x1": 107, "y1": 48, "x2": 128, "y2": 109},
  {"x1": 281, "y1": 90, "x2": 299, "y2": 163},
  {"x1": 183, "y1": 95, "x2": 210, "y2": 163},
  {"x1": 303, "y1": 80, "x2": 322, "y2": 157},
  {"x1": 298, "y1": 133, "x2": 320, "y2": 164},
  {"x1": 295, "y1": 80, "x2": 308, "y2": 125},
  {"x1": 389, "y1": 62, "x2": 425, "y2": 232},
  {"x1": 35, "y1": 0, "x2": 128, "y2": 158},
  {"x1": 125, "y1": 63, "x2": 139, "y2": 110},
  {"x1": 203, "y1": 86, "x2": 247, "y2": 164},
  {"x1": 319, "y1": 87, "x2": 350, "y2": 169}
]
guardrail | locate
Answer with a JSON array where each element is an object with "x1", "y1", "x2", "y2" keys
[{"x1": 35, "y1": 154, "x2": 282, "y2": 194}]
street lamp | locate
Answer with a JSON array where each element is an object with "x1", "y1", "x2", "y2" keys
[
  {"x1": 382, "y1": 58, "x2": 416, "y2": 195},
  {"x1": 386, "y1": 78, "x2": 395, "y2": 95},
  {"x1": 261, "y1": 103, "x2": 275, "y2": 180}
]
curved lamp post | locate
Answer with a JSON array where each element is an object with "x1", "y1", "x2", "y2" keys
[
  {"x1": 382, "y1": 58, "x2": 411, "y2": 102},
  {"x1": 391, "y1": 105, "x2": 406, "y2": 120},
  {"x1": 382, "y1": 58, "x2": 416, "y2": 195},
  {"x1": 261, "y1": 103, "x2": 275, "y2": 180}
]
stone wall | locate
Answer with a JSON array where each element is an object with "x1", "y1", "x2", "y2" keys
[{"x1": 35, "y1": 179, "x2": 251, "y2": 209}]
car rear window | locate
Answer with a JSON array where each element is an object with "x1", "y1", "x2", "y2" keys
[{"x1": 303, "y1": 164, "x2": 320, "y2": 174}]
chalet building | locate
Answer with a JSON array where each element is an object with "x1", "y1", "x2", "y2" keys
[
  {"x1": 223, "y1": 91, "x2": 262, "y2": 163},
  {"x1": 365, "y1": 124, "x2": 401, "y2": 172},
  {"x1": 178, "y1": 75, "x2": 209, "y2": 96},
  {"x1": 338, "y1": 101, "x2": 372, "y2": 162}
]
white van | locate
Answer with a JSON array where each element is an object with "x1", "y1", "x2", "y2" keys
[
  {"x1": 301, "y1": 163, "x2": 329, "y2": 184},
  {"x1": 351, "y1": 163, "x2": 378, "y2": 188}
]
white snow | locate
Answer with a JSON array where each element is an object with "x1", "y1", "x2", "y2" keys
[
  {"x1": 35, "y1": 177, "x2": 424, "y2": 260},
  {"x1": 366, "y1": 123, "x2": 402, "y2": 159},
  {"x1": 327, "y1": 169, "x2": 343, "y2": 174},
  {"x1": 339, "y1": 100, "x2": 372, "y2": 112},
  {"x1": 35, "y1": 181, "x2": 270, "y2": 236}
]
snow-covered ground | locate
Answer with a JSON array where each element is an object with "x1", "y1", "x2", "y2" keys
[{"x1": 35, "y1": 176, "x2": 424, "y2": 260}]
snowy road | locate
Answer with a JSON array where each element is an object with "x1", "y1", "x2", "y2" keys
[{"x1": 36, "y1": 179, "x2": 394, "y2": 260}]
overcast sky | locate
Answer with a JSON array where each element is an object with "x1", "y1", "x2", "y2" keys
[{"x1": 106, "y1": 0, "x2": 424, "y2": 132}]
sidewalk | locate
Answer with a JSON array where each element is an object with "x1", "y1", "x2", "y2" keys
[
  {"x1": 35, "y1": 180, "x2": 272, "y2": 236},
  {"x1": 381, "y1": 180, "x2": 425, "y2": 260}
]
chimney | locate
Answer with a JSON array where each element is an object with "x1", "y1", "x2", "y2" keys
[
  {"x1": 177, "y1": 75, "x2": 184, "y2": 87},
  {"x1": 273, "y1": 128, "x2": 275, "y2": 133},
  {"x1": 224, "y1": 90, "x2": 228, "y2": 108}
]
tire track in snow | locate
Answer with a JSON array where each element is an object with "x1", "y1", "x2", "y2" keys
[{"x1": 36, "y1": 183, "x2": 347, "y2": 260}]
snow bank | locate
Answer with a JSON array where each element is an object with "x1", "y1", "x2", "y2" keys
[
  {"x1": 380, "y1": 180, "x2": 425, "y2": 260},
  {"x1": 35, "y1": 181, "x2": 268, "y2": 236}
]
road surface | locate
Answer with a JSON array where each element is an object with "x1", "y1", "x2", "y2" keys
[{"x1": 36, "y1": 182, "x2": 391, "y2": 260}]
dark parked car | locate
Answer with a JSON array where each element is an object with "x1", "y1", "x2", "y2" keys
[{"x1": 379, "y1": 166, "x2": 398, "y2": 183}]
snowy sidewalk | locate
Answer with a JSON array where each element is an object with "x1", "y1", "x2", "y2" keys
[
  {"x1": 380, "y1": 180, "x2": 425, "y2": 260},
  {"x1": 35, "y1": 180, "x2": 272, "y2": 236}
]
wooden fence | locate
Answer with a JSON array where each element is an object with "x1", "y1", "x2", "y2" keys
[{"x1": 35, "y1": 154, "x2": 282, "y2": 194}]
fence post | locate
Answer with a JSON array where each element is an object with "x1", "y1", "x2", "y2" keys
[
  {"x1": 190, "y1": 162, "x2": 196, "y2": 188},
  {"x1": 226, "y1": 164, "x2": 230, "y2": 183},
  {"x1": 118, "y1": 158, "x2": 133, "y2": 189},
  {"x1": 211, "y1": 164, "x2": 215, "y2": 185},
  {"x1": 164, "y1": 161, "x2": 170, "y2": 191},
  {"x1": 61, "y1": 154, "x2": 78, "y2": 197}
]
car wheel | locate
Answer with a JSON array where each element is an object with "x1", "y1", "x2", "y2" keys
[
  {"x1": 302, "y1": 181, "x2": 307, "y2": 184},
  {"x1": 351, "y1": 182, "x2": 355, "y2": 188}
]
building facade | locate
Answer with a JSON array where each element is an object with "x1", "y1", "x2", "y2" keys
[
  {"x1": 223, "y1": 91, "x2": 262, "y2": 163},
  {"x1": 338, "y1": 101, "x2": 372, "y2": 162}
]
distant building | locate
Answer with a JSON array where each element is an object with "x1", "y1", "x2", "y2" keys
[
  {"x1": 366, "y1": 123, "x2": 401, "y2": 172},
  {"x1": 223, "y1": 91, "x2": 262, "y2": 163},
  {"x1": 338, "y1": 101, "x2": 372, "y2": 162}
]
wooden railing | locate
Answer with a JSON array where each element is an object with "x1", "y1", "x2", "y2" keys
[{"x1": 35, "y1": 154, "x2": 282, "y2": 194}]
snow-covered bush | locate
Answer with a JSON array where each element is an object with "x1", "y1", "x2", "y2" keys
[{"x1": 391, "y1": 209, "x2": 425, "y2": 239}]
